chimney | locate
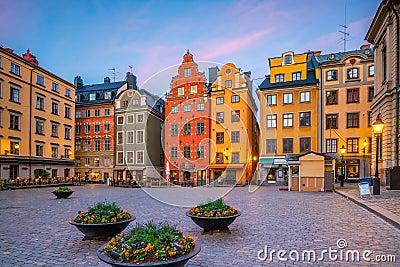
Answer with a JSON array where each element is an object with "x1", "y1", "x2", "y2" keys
[
  {"x1": 74, "y1": 76, "x2": 84, "y2": 87},
  {"x1": 125, "y1": 72, "x2": 138, "y2": 90},
  {"x1": 22, "y1": 49, "x2": 39, "y2": 66},
  {"x1": 104, "y1": 77, "x2": 111, "y2": 83},
  {"x1": 360, "y1": 44, "x2": 371, "y2": 50},
  {"x1": 208, "y1": 66, "x2": 219, "y2": 84}
]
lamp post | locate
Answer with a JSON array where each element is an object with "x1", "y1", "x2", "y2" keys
[
  {"x1": 372, "y1": 115, "x2": 384, "y2": 195},
  {"x1": 362, "y1": 139, "x2": 367, "y2": 177},
  {"x1": 339, "y1": 145, "x2": 346, "y2": 187}
]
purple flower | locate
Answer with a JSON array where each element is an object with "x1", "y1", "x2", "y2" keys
[
  {"x1": 121, "y1": 244, "x2": 128, "y2": 249},
  {"x1": 175, "y1": 236, "x2": 179, "y2": 240},
  {"x1": 132, "y1": 244, "x2": 137, "y2": 248},
  {"x1": 141, "y1": 241, "x2": 145, "y2": 247},
  {"x1": 173, "y1": 242, "x2": 180, "y2": 249}
]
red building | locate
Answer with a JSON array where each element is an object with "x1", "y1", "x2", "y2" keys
[
  {"x1": 164, "y1": 50, "x2": 211, "y2": 186},
  {"x1": 74, "y1": 76, "x2": 128, "y2": 183}
]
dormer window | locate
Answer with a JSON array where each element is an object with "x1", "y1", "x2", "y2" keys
[
  {"x1": 184, "y1": 68, "x2": 191, "y2": 78},
  {"x1": 284, "y1": 54, "x2": 293, "y2": 65},
  {"x1": 104, "y1": 91, "x2": 111, "y2": 99},
  {"x1": 89, "y1": 93, "x2": 96, "y2": 100}
]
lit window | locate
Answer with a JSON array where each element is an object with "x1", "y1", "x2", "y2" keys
[
  {"x1": 126, "y1": 152, "x2": 134, "y2": 164},
  {"x1": 190, "y1": 85, "x2": 197, "y2": 94},
  {"x1": 178, "y1": 87, "x2": 185, "y2": 96}
]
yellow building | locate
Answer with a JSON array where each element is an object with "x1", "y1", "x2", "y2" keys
[
  {"x1": 0, "y1": 47, "x2": 75, "y2": 183},
  {"x1": 209, "y1": 63, "x2": 259, "y2": 185},
  {"x1": 257, "y1": 51, "x2": 320, "y2": 185},
  {"x1": 316, "y1": 45, "x2": 374, "y2": 180}
]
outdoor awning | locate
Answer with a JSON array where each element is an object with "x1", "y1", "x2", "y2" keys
[{"x1": 258, "y1": 158, "x2": 274, "y2": 164}]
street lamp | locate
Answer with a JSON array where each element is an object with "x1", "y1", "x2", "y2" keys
[
  {"x1": 339, "y1": 145, "x2": 346, "y2": 187},
  {"x1": 372, "y1": 115, "x2": 384, "y2": 195},
  {"x1": 363, "y1": 139, "x2": 367, "y2": 177}
]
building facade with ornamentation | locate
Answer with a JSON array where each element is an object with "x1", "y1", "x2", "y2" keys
[
  {"x1": 74, "y1": 76, "x2": 127, "y2": 183},
  {"x1": 366, "y1": 0, "x2": 400, "y2": 185},
  {"x1": 316, "y1": 46, "x2": 374, "y2": 180},
  {"x1": 209, "y1": 63, "x2": 259, "y2": 185},
  {"x1": 164, "y1": 50, "x2": 210, "y2": 186},
  {"x1": 114, "y1": 86, "x2": 164, "y2": 186},
  {"x1": 257, "y1": 51, "x2": 320, "y2": 185},
  {"x1": 0, "y1": 47, "x2": 75, "y2": 182}
]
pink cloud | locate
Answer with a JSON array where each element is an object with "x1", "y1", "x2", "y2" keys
[{"x1": 198, "y1": 29, "x2": 273, "y2": 60}]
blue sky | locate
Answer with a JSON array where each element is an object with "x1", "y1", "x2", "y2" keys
[{"x1": 1, "y1": 0, "x2": 380, "y2": 95}]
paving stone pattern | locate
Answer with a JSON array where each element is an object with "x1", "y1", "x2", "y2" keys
[{"x1": 0, "y1": 185, "x2": 399, "y2": 266}]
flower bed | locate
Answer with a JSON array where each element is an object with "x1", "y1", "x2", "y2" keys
[
  {"x1": 74, "y1": 202, "x2": 132, "y2": 224},
  {"x1": 189, "y1": 198, "x2": 238, "y2": 217},
  {"x1": 53, "y1": 186, "x2": 73, "y2": 193},
  {"x1": 102, "y1": 221, "x2": 196, "y2": 264}
]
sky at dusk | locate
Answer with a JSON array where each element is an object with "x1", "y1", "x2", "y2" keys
[{"x1": 1, "y1": 0, "x2": 380, "y2": 96}]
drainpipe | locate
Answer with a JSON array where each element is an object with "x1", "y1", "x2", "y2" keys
[
  {"x1": 319, "y1": 66, "x2": 324, "y2": 153},
  {"x1": 388, "y1": 0, "x2": 399, "y2": 166},
  {"x1": 29, "y1": 67, "x2": 33, "y2": 178}
]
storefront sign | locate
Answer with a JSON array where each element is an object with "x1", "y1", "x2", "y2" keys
[{"x1": 359, "y1": 182, "x2": 371, "y2": 196}]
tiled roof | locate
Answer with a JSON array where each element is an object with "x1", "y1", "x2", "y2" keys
[
  {"x1": 259, "y1": 71, "x2": 318, "y2": 90},
  {"x1": 316, "y1": 48, "x2": 374, "y2": 64},
  {"x1": 76, "y1": 81, "x2": 127, "y2": 105}
]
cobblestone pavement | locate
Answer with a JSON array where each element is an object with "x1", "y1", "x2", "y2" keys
[
  {"x1": 335, "y1": 184, "x2": 400, "y2": 215},
  {"x1": 0, "y1": 185, "x2": 399, "y2": 266}
]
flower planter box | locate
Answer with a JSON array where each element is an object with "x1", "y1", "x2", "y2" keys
[
  {"x1": 69, "y1": 218, "x2": 135, "y2": 240},
  {"x1": 97, "y1": 242, "x2": 201, "y2": 267},
  {"x1": 186, "y1": 211, "x2": 241, "y2": 231},
  {"x1": 52, "y1": 191, "x2": 74, "y2": 199}
]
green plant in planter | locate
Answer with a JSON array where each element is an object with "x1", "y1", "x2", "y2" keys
[
  {"x1": 74, "y1": 202, "x2": 132, "y2": 224},
  {"x1": 103, "y1": 221, "x2": 196, "y2": 263},
  {"x1": 53, "y1": 186, "x2": 72, "y2": 193},
  {"x1": 189, "y1": 198, "x2": 238, "y2": 217}
]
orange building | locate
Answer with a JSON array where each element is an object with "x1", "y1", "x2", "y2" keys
[
  {"x1": 316, "y1": 45, "x2": 374, "y2": 180},
  {"x1": 209, "y1": 63, "x2": 259, "y2": 185},
  {"x1": 164, "y1": 50, "x2": 210, "y2": 186}
]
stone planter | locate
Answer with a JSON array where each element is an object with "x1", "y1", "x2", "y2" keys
[
  {"x1": 69, "y1": 217, "x2": 135, "y2": 240},
  {"x1": 52, "y1": 191, "x2": 74, "y2": 199},
  {"x1": 97, "y1": 242, "x2": 201, "y2": 267},
  {"x1": 186, "y1": 211, "x2": 241, "y2": 231}
]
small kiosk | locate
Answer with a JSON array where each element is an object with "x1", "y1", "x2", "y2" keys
[{"x1": 286, "y1": 152, "x2": 336, "y2": 192}]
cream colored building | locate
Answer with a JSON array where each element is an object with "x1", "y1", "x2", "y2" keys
[
  {"x1": 366, "y1": 0, "x2": 400, "y2": 185},
  {"x1": 0, "y1": 47, "x2": 75, "y2": 181}
]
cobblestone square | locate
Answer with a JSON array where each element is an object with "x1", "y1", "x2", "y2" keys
[{"x1": 0, "y1": 185, "x2": 399, "y2": 266}]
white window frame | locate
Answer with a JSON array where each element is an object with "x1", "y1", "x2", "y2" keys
[
  {"x1": 117, "y1": 116, "x2": 124, "y2": 125},
  {"x1": 283, "y1": 93, "x2": 293, "y2": 104},
  {"x1": 178, "y1": 87, "x2": 184, "y2": 96},
  {"x1": 117, "y1": 131, "x2": 124, "y2": 145},
  {"x1": 300, "y1": 91, "x2": 310, "y2": 103},
  {"x1": 190, "y1": 85, "x2": 198, "y2": 94},
  {"x1": 136, "y1": 113, "x2": 144, "y2": 123},
  {"x1": 126, "y1": 131, "x2": 134, "y2": 144},
  {"x1": 127, "y1": 114, "x2": 134, "y2": 124},
  {"x1": 126, "y1": 151, "x2": 134, "y2": 164},
  {"x1": 136, "y1": 151, "x2": 144, "y2": 164},
  {"x1": 136, "y1": 130, "x2": 144, "y2": 144}
]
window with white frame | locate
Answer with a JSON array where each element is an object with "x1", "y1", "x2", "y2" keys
[
  {"x1": 51, "y1": 123, "x2": 59, "y2": 137},
  {"x1": 0, "y1": 79, "x2": 2, "y2": 98},
  {"x1": 117, "y1": 152, "x2": 124, "y2": 164},
  {"x1": 275, "y1": 74, "x2": 284, "y2": 82},
  {"x1": 171, "y1": 106, "x2": 178, "y2": 113},
  {"x1": 266, "y1": 114, "x2": 277, "y2": 128},
  {"x1": 94, "y1": 109, "x2": 100, "y2": 117},
  {"x1": 170, "y1": 147, "x2": 178, "y2": 158},
  {"x1": 126, "y1": 131, "x2": 134, "y2": 144},
  {"x1": 84, "y1": 125, "x2": 90, "y2": 134},
  {"x1": 196, "y1": 103, "x2": 205, "y2": 111},
  {"x1": 10, "y1": 62, "x2": 20, "y2": 75},
  {"x1": 94, "y1": 124, "x2": 100, "y2": 133},
  {"x1": 126, "y1": 152, "x2": 134, "y2": 164},
  {"x1": 231, "y1": 131, "x2": 240, "y2": 143},
  {"x1": 326, "y1": 138, "x2": 337, "y2": 153},
  {"x1": 64, "y1": 126, "x2": 71, "y2": 139},
  {"x1": 117, "y1": 132, "x2": 123, "y2": 144},
  {"x1": 76, "y1": 111, "x2": 81, "y2": 118},
  {"x1": 51, "y1": 146, "x2": 58, "y2": 158},
  {"x1": 104, "y1": 123, "x2": 110, "y2": 132},
  {"x1": 284, "y1": 54, "x2": 293, "y2": 65},
  {"x1": 196, "y1": 146, "x2": 205, "y2": 158},
  {"x1": 184, "y1": 68, "x2": 191, "y2": 78},
  {"x1": 94, "y1": 140, "x2": 100, "y2": 151},
  {"x1": 37, "y1": 75, "x2": 44, "y2": 86},
  {"x1": 225, "y1": 80, "x2": 232, "y2": 88},
  {"x1": 104, "y1": 91, "x2": 112, "y2": 99},
  {"x1": 51, "y1": 101, "x2": 59, "y2": 115},
  {"x1": 136, "y1": 130, "x2": 144, "y2": 143},
  {"x1": 292, "y1": 72, "x2": 301, "y2": 81},
  {"x1": 65, "y1": 88, "x2": 71, "y2": 97},
  {"x1": 36, "y1": 94, "x2": 45, "y2": 110},
  {"x1": 35, "y1": 118, "x2": 45, "y2": 134},
  {"x1": 190, "y1": 85, "x2": 198, "y2": 94},
  {"x1": 85, "y1": 157, "x2": 90, "y2": 167},
  {"x1": 283, "y1": 93, "x2": 293, "y2": 104},
  {"x1": 127, "y1": 114, "x2": 134, "y2": 124},
  {"x1": 136, "y1": 151, "x2": 144, "y2": 164},
  {"x1": 94, "y1": 158, "x2": 100, "y2": 167},
  {"x1": 178, "y1": 87, "x2": 184, "y2": 96},
  {"x1": 36, "y1": 144, "x2": 44, "y2": 157},
  {"x1": 183, "y1": 104, "x2": 191, "y2": 112},
  {"x1": 231, "y1": 152, "x2": 240, "y2": 163},
  {"x1": 84, "y1": 140, "x2": 90, "y2": 151},
  {"x1": 300, "y1": 91, "x2": 310, "y2": 103},
  {"x1": 104, "y1": 108, "x2": 110, "y2": 116},
  {"x1": 104, "y1": 157, "x2": 110, "y2": 167},
  {"x1": 52, "y1": 82, "x2": 59, "y2": 92},
  {"x1": 75, "y1": 140, "x2": 81, "y2": 151},
  {"x1": 216, "y1": 97, "x2": 224, "y2": 105},
  {"x1": 283, "y1": 113, "x2": 293, "y2": 127},
  {"x1": 216, "y1": 112, "x2": 224, "y2": 123},
  {"x1": 231, "y1": 95, "x2": 240, "y2": 103},
  {"x1": 9, "y1": 112, "x2": 20, "y2": 130},
  {"x1": 89, "y1": 93, "x2": 96, "y2": 100},
  {"x1": 10, "y1": 86, "x2": 20, "y2": 103},
  {"x1": 65, "y1": 105, "x2": 72, "y2": 119},
  {"x1": 170, "y1": 124, "x2": 178, "y2": 136},
  {"x1": 104, "y1": 139, "x2": 110, "y2": 151},
  {"x1": 267, "y1": 95, "x2": 276, "y2": 105},
  {"x1": 137, "y1": 113, "x2": 144, "y2": 123}
]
